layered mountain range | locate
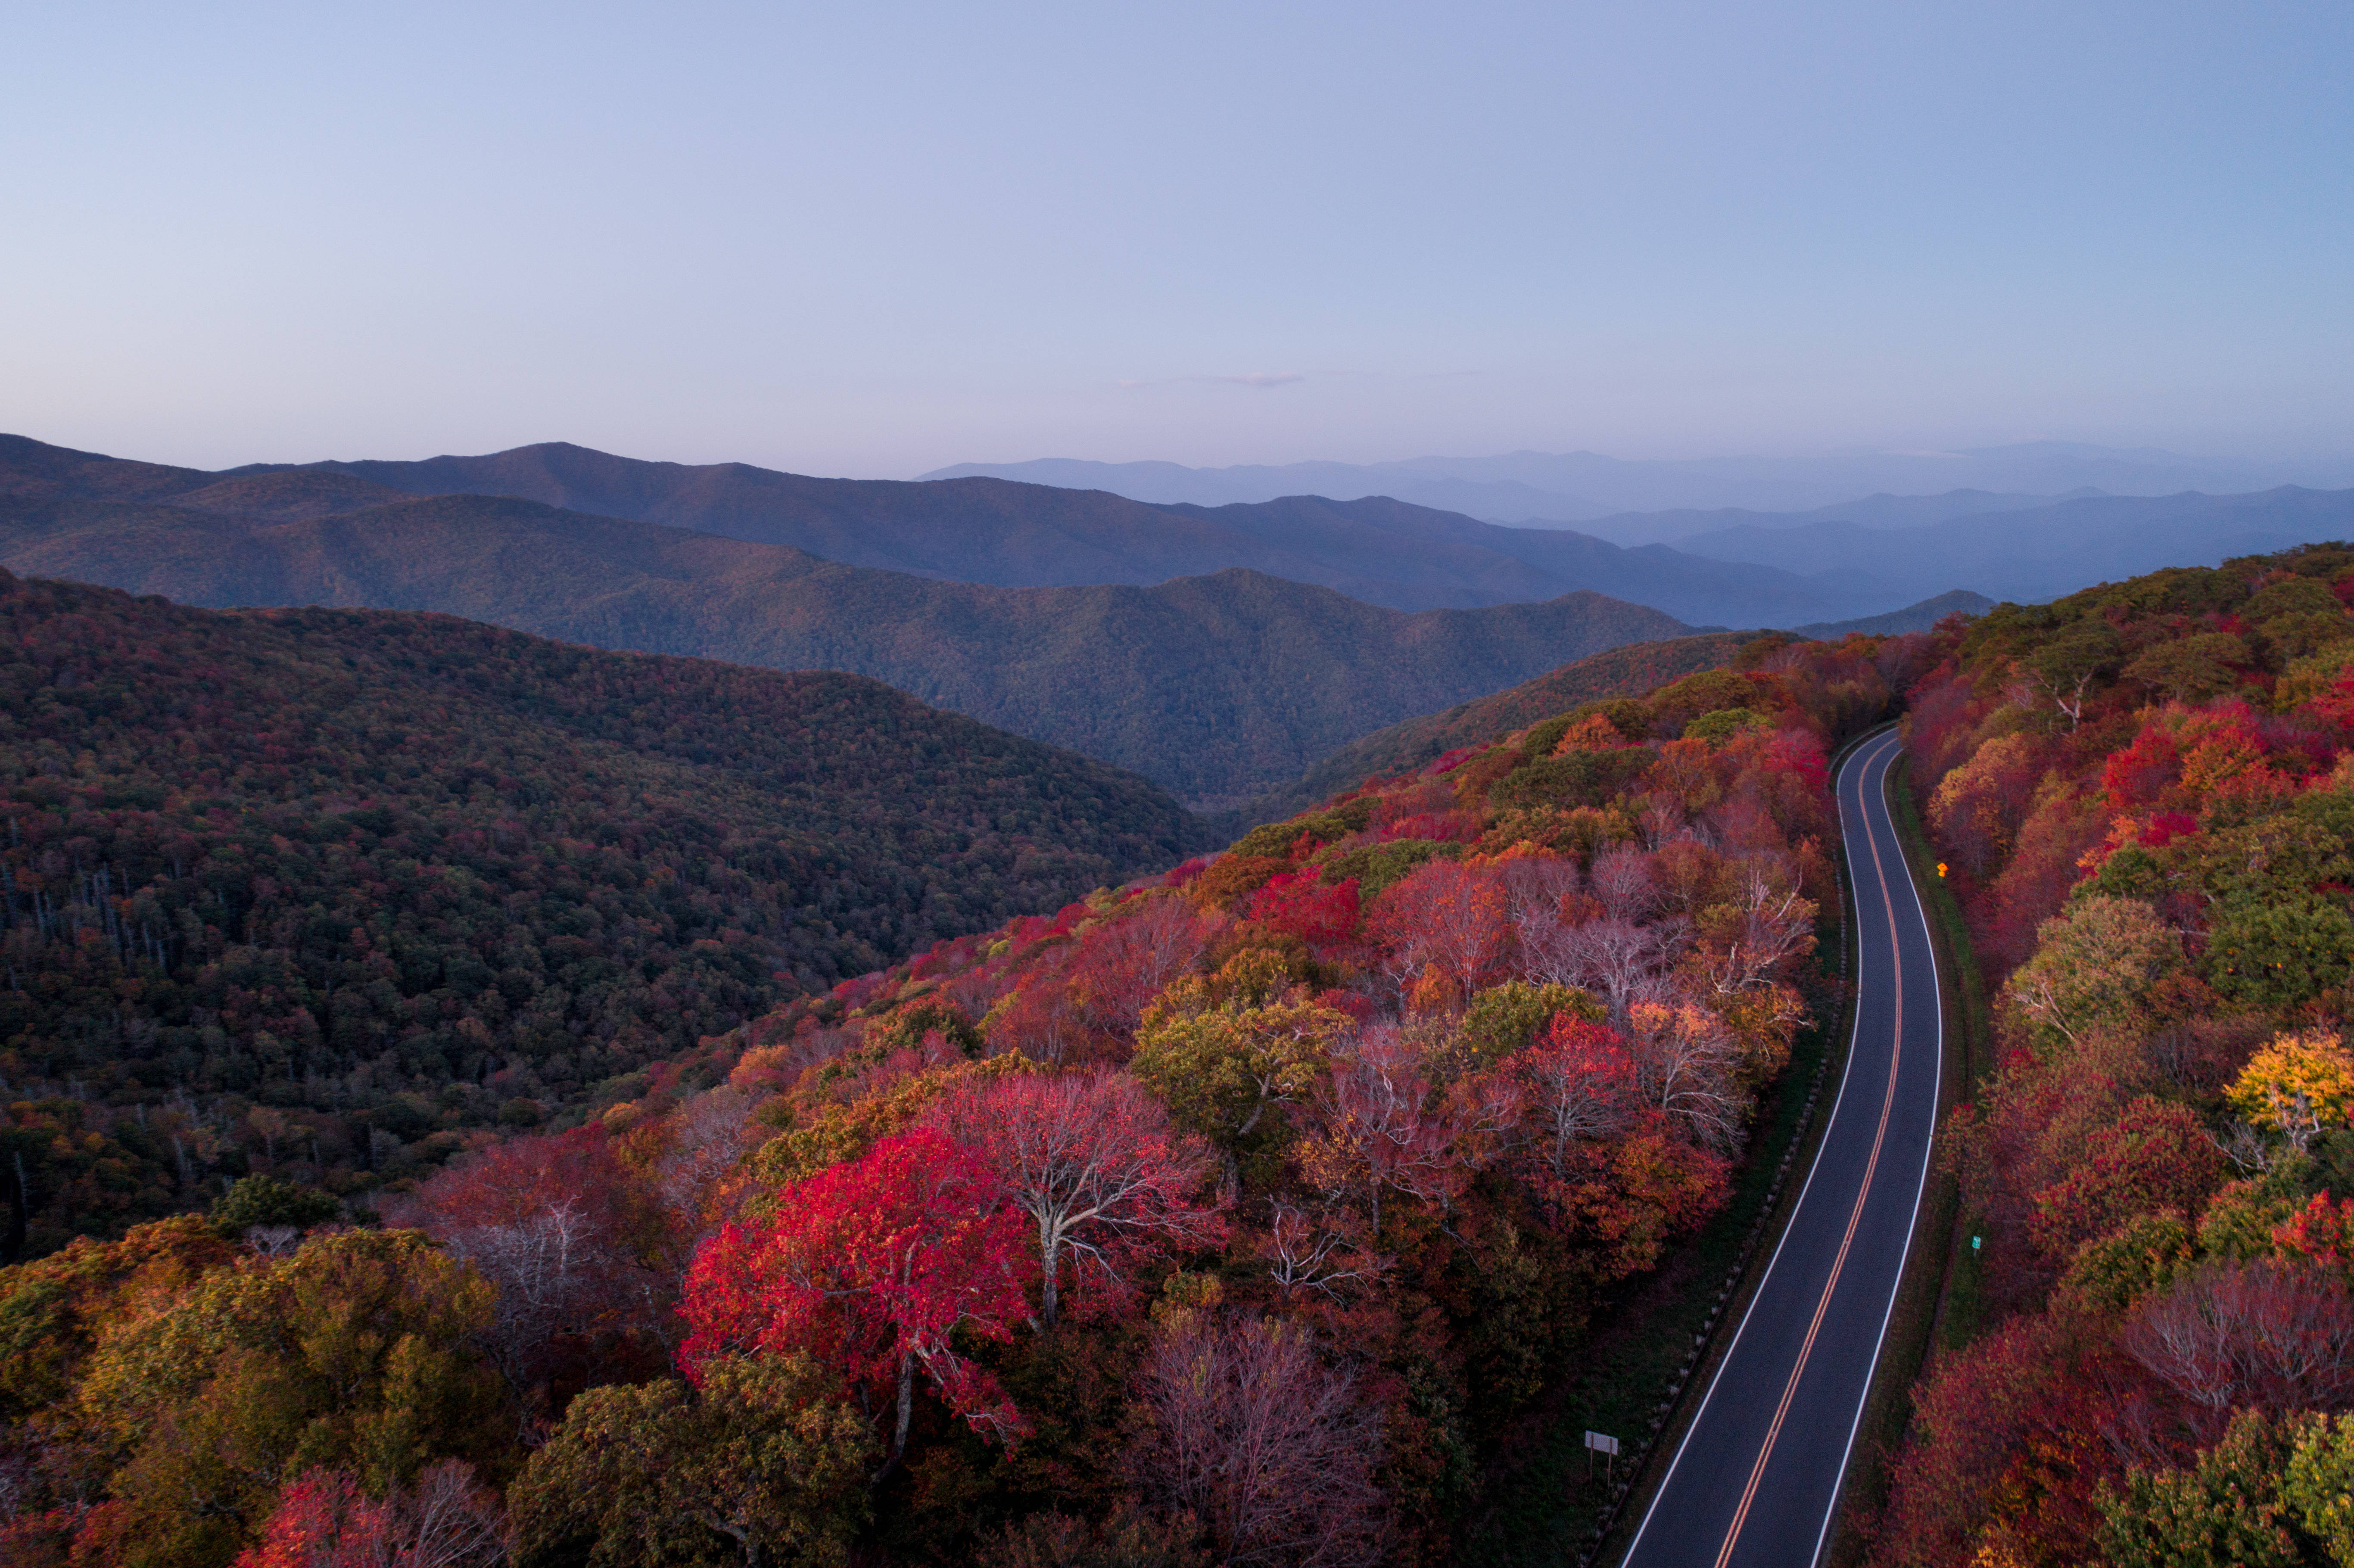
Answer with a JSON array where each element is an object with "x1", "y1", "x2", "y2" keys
[
  {"x1": 249, "y1": 437, "x2": 2354, "y2": 619},
  {"x1": 13, "y1": 431, "x2": 2330, "y2": 809},
  {"x1": 0, "y1": 436, "x2": 1689, "y2": 806},
  {"x1": 212, "y1": 439, "x2": 1883, "y2": 625}
]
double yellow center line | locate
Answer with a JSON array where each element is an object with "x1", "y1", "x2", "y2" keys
[{"x1": 1709, "y1": 732, "x2": 1909, "y2": 1568}]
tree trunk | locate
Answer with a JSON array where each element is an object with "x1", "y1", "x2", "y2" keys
[
  {"x1": 894, "y1": 1347, "x2": 915, "y2": 1459},
  {"x1": 1040, "y1": 1220, "x2": 1061, "y2": 1328},
  {"x1": 870, "y1": 1348, "x2": 918, "y2": 1488}
]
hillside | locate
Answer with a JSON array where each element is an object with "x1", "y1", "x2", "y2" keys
[
  {"x1": 0, "y1": 571, "x2": 1193, "y2": 1256},
  {"x1": 1230, "y1": 631, "x2": 1753, "y2": 823},
  {"x1": 1871, "y1": 542, "x2": 2354, "y2": 1564},
  {"x1": 0, "y1": 468, "x2": 1694, "y2": 806},
  {"x1": 0, "y1": 615, "x2": 1915, "y2": 1568}
]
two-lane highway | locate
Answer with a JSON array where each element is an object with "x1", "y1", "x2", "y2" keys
[{"x1": 1621, "y1": 727, "x2": 1943, "y2": 1568}]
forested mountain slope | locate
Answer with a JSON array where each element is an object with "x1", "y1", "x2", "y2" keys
[
  {"x1": 1873, "y1": 541, "x2": 2354, "y2": 1565},
  {"x1": 0, "y1": 473, "x2": 1692, "y2": 806},
  {"x1": 1238, "y1": 605, "x2": 1971, "y2": 825},
  {"x1": 1235, "y1": 632, "x2": 1753, "y2": 822},
  {"x1": 0, "y1": 617, "x2": 1931, "y2": 1568},
  {"x1": 0, "y1": 571, "x2": 1192, "y2": 1257}
]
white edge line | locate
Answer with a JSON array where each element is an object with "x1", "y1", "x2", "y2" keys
[
  {"x1": 1618, "y1": 726, "x2": 1899, "y2": 1565},
  {"x1": 1805, "y1": 735, "x2": 1947, "y2": 1568}
]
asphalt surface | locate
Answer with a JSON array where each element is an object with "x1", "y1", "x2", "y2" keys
[{"x1": 1619, "y1": 727, "x2": 1943, "y2": 1568}]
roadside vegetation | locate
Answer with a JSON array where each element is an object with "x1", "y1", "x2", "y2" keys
[{"x1": 1871, "y1": 542, "x2": 2354, "y2": 1565}]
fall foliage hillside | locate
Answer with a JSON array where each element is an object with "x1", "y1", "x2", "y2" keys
[
  {"x1": 1872, "y1": 540, "x2": 2354, "y2": 1565},
  {"x1": 0, "y1": 620, "x2": 1928, "y2": 1568},
  {"x1": 1236, "y1": 631, "x2": 1754, "y2": 822},
  {"x1": 0, "y1": 570, "x2": 1194, "y2": 1259}
]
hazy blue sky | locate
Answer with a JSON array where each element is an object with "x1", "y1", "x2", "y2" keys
[{"x1": 5, "y1": 3, "x2": 2349, "y2": 476}]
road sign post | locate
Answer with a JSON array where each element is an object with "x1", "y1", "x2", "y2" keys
[{"x1": 1586, "y1": 1429, "x2": 1620, "y2": 1481}]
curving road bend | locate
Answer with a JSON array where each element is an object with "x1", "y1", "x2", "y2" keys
[{"x1": 1620, "y1": 727, "x2": 1943, "y2": 1568}]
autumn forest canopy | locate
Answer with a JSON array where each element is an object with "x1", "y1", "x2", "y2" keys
[
  {"x1": 1880, "y1": 541, "x2": 2354, "y2": 1564},
  {"x1": 0, "y1": 566, "x2": 1916, "y2": 1565},
  {"x1": 0, "y1": 535, "x2": 2351, "y2": 1568}
]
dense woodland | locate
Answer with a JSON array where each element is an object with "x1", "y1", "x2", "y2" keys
[
  {"x1": 0, "y1": 574, "x2": 1193, "y2": 1259},
  {"x1": 0, "y1": 621, "x2": 1921, "y2": 1566},
  {"x1": 1874, "y1": 542, "x2": 2354, "y2": 1564}
]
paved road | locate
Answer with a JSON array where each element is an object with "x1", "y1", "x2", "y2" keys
[{"x1": 1620, "y1": 727, "x2": 1943, "y2": 1568}]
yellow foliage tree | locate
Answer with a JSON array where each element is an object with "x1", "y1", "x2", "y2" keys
[{"x1": 2226, "y1": 1030, "x2": 2354, "y2": 1148}]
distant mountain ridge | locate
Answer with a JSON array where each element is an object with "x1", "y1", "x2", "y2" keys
[
  {"x1": 1675, "y1": 488, "x2": 2354, "y2": 606},
  {"x1": 264, "y1": 437, "x2": 2354, "y2": 625},
  {"x1": 217, "y1": 438, "x2": 1897, "y2": 626},
  {"x1": 923, "y1": 441, "x2": 2352, "y2": 526},
  {"x1": 0, "y1": 436, "x2": 1694, "y2": 806}
]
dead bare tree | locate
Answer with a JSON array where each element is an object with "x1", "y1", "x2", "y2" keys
[
  {"x1": 1515, "y1": 909, "x2": 1686, "y2": 1025},
  {"x1": 1691, "y1": 859, "x2": 1817, "y2": 998},
  {"x1": 1262, "y1": 1201, "x2": 1389, "y2": 1302},
  {"x1": 1589, "y1": 845, "x2": 1660, "y2": 920},
  {"x1": 1130, "y1": 1314, "x2": 1388, "y2": 1568},
  {"x1": 1625, "y1": 1001, "x2": 1748, "y2": 1153},
  {"x1": 2123, "y1": 1261, "x2": 2354, "y2": 1433}
]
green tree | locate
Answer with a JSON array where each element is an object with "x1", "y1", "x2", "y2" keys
[
  {"x1": 2204, "y1": 896, "x2": 2354, "y2": 1011},
  {"x1": 1132, "y1": 984, "x2": 1349, "y2": 1192},
  {"x1": 1683, "y1": 708, "x2": 1771, "y2": 748},
  {"x1": 2005, "y1": 896, "x2": 2182, "y2": 1055},
  {"x1": 2127, "y1": 633, "x2": 2250, "y2": 703},
  {"x1": 2020, "y1": 619, "x2": 2124, "y2": 727},
  {"x1": 2284, "y1": 1411, "x2": 2354, "y2": 1562},
  {"x1": 78, "y1": 1229, "x2": 505, "y2": 1568},
  {"x1": 2096, "y1": 1409, "x2": 2323, "y2": 1568},
  {"x1": 2054, "y1": 1208, "x2": 2196, "y2": 1316},
  {"x1": 1450, "y1": 982, "x2": 1603, "y2": 1071},
  {"x1": 209, "y1": 1175, "x2": 341, "y2": 1237},
  {"x1": 508, "y1": 1353, "x2": 874, "y2": 1568}
]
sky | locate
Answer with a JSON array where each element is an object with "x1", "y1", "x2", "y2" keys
[{"x1": 4, "y1": 2, "x2": 2351, "y2": 478}]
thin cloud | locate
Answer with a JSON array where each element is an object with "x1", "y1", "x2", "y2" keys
[{"x1": 1114, "y1": 372, "x2": 1307, "y2": 391}]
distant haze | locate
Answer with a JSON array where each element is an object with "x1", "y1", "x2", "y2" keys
[
  {"x1": 922, "y1": 442, "x2": 2354, "y2": 526},
  {"x1": 3, "y1": 6, "x2": 2350, "y2": 477}
]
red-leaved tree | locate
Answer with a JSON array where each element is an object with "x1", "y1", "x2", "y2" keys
[
  {"x1": 1246, "y1": 870, "x2": 1363, "y2": 953},
  {"x1": 234, "y1": 1461, "x2": 503, "y2": 1568},
  {"x1": 678, "y1": 1127, "x2": 1032, "y2": 1475},
  {"x1": 1067, "y1": 895, "x2": 1213, "y2": 1039},
  {"x1": 2027, "y1": 1096, "x2": 2226, "y2": 1262},
  {"x1": 922, "y1": 1068, "x2": 1227, "y2": 1327},
  {"x1": 1508, "y1": 1015, "x2": 1639, "y2": 1187},
  {"x1": 1367, "y1": 860, "x2": 1508, "y2": 1005}
]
